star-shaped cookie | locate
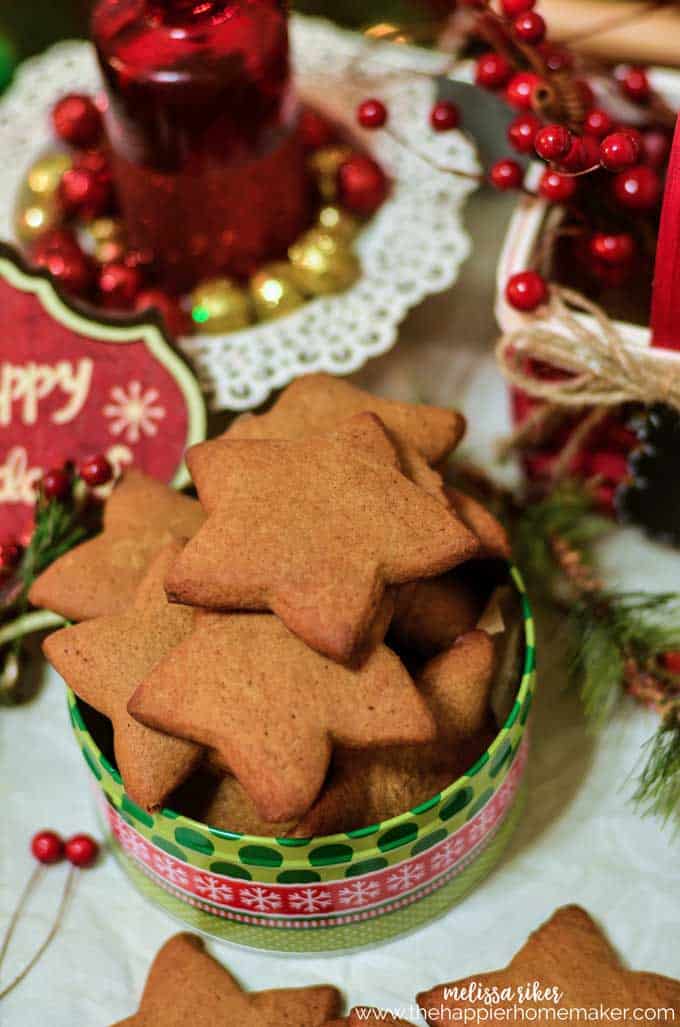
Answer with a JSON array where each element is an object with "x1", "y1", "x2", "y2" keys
[
  {"x1": 43, "y1": 541, "x2": 203, "y2": 810},
  {"x1": 112, "y1": 932, "x2": 341, "y2": 1026},
  {"x1": 418, "y1": 906, "x2": 680, "y2": 1023},
  {"x1": 165, "y1": 413, "x2": 478, "y2": 663},
  {"x1": 128, "y1": 609, "x2": 436, "y2": 821},
  {"x1": 29, "y1": 469, "x2": 205, "y2": 622}
]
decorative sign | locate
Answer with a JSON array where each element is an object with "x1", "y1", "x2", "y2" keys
[{"x1": 0, "y1": 245, "x2": 206, "y2": 542}]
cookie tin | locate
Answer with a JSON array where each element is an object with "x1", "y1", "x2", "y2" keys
[{"x1": 67, "y1": 566, "x2": 535, "y2": 954}]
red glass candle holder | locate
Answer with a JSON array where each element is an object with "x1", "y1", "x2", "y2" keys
[{"x1": 92, "y1": 0, "x2": 311, "y2": 292}]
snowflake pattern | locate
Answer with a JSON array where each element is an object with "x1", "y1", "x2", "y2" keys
[
  {"x1": 240, "y1": 886, "x2": 283, "y2": 913},
  {"x1": 429, "y1": 835, "x2": 467, "y2": 874},
  {"x1": 288, "y1": 889, "x2": 333, "y2": 913},
  {"x1": 151, "y1": 852, "x2": 189, "y2": 887},
  {"x1": 103, "y1": 381, "x2": 166, "y2": 444},
  {"x1": 192, "y1": 874, "x2": 235, "y2": 905},
  {"x1": 117, "y1": 823, "x2": 152, "y2": 864},
  {"x1": 338, "y1": 879, "x2": 382, "y2": 908},
  {"x1": 470, "y1": 806, "x2": 498, "y2": 844},
  {"x1": 386, "y1": 863, "x2": 425, "y2": 893}
]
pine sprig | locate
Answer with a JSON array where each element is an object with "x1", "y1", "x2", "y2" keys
[{"x1": 633, "y1": 712, "x2": 680, "y2": 829}]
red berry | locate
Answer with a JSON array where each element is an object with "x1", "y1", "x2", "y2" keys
[
  {"x1": 662, "y1": 652, "x2": 680, "y2": 675},
  {"x1": 599, "y1": 131, "x2": 640, "y2": 171},
  {"x1": 65, "y1": 834, "x2": 99, "y2": 868},
  {"x1": 42, "y1": 467, "x2": 71, "y2": 502},
  {"x1": 505, "y1": 270, "x2": 548, "y2": 311},
  {"x1": 501, "y1": 0, "x2": 534, "y2": 15},
  {"x1": 620, "y1": 66, "x2": 650, "y2": 103},
  {"x1": 337, "y1": 155, "x2": 389, "y2": 216},
  {"x1": 505, "y1": 71, "x2": 542, "y2": 111},
  {"x1": 489, "y1": 158, "x2": 524, "y2": 191},
  {"x1": 0, "y1": 542, "x2": 23, "y2": 572},
  {"x1": 99, "y1": 261, "x2": 144, "y2": 310},
  {"x1": 538, "y1": 169, "x2": 576, "y2": 202},
  {"x1": 589, "y1": 232, "x2": 635, "y2": 265},
  {"x1": 298, "y1": 109, "x2": 336, "y2": 150},
  {"x1": 430, "y1": 100, "x2": 460, "y2": 132},
  {"x1": 80, "y1": 454, "x2": 113, "y2": 487},
  {"x1": 31, "y1": 830, "x2": 64, "y2": 865},
  {"x1": 135, "y1": 288, "x2": 190, "y2": 338},
  {"x1": 357, "y1": 98, "x2": 387, "y2": 130},
  {"x1": 52, "y1": 94, "x2": 102, "y2": 148},
  {"x1": 507, "y1": 113, "x2": 541, "y2": 153},
  {"x1": 641, "y1": 129, "x2": 671, "y2": 169},
  {"x1": 583, "y1": 109, "x2": 614, "y2": 139},
  {"x1": 475, "y1": 51, "x2": 512, "y2": 90},
  {"x1": 534, "y1": 123, "x2": 572, "y2": 161},
  {"x1": 613, "y1": 164, "x2": 661, "y2": 209},
  {"x1": 539, "y1": 43, "x2": 573, "y2": 73},
  {"x1": 513, "y1": 10, "x2": 546, "y2": 42},
  {"x1": 59, "y1": 166, "x2": 112, "y2": 221}
]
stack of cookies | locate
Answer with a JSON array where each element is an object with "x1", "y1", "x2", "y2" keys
[{"x1": 34, "y1": 373, "x2": 514, "y2": 837}]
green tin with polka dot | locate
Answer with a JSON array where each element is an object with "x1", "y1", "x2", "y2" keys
[{"x1": 68, "y1": 567, "x2": 536, "y2": 952}]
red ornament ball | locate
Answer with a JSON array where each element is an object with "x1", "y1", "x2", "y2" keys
[
  {"x1": 33, "y1": 236, "x2": 95, "y2": 300},
  {"x1": 513, "y1": 10, "x2": 546, "y2": 43},
  {"x1": 620, "y1": 66, "x2": 650, "y2": 103},
  {"x1": 430, "y1": 100, "x2": 460, "y2": 132},
  {"x1": 337, "y1": 155, "x2": 389, "y2": 217},
  {"x1": 589, "y1": 232, "x2": 635, "y2": 265},
  {"x1": 357, "y1": 98, "x2": 387, "y2": 130},
  {"x1": 80, "y1": 454, "x2": 113, "y2": 488},
  {"x1": 42, "y1": 467, "x2": 72, "y2": 502},
  {"x1": 65, "y1": 834, "x2": 99, "y2": 868},
  {"x1": 505, "y1": 270, "x2": 548, "y2": 311},
  {"x1": 613, "y1": 164, "x2": 661, "y2": 209},
  {"x1": 505, "y1": 71, "x2": 542, "y2": 111},
  {"x1": 501, "y1": 0, "x2": 534, "y2": 15},
  {"x1": 135, "y1": 288, "x2": 190, "y2": 338},
  {"x1": 534, "y1": 123, "x2": 572, "y2": 161},
  {"x1": 59, "y1": 166, "x2": 112, "y2": 221},
  {"x1": 507, "y1": 113, "x2": 541, "y2": 153},
  {"x1": 31, "y1": 830, "x2": 64, "y2": 865},
  {"x1": 538, "y1": 169, "x2": 577, "y2": 202},
  {"x1": 583, "y1": 109, "x2": 614, "y2": 139},
  {"x1": 99, "y1": 261, "x2": 144, "y2": 309},
  {"x1": 52, "y1": 94, "x2": 102, "y2": 148},
  {"x1": 475, "y1": 51, "x2": 512, "y2": 90},
  {"x1": 489, "y1": 158, "x2": 524, "y2": 191},
  {"x1": 599, "y1": 131, "x2": 640, "y2": 171},
  {"x1": 298, "y1": 108, "x2": 336, "y2": 150}
]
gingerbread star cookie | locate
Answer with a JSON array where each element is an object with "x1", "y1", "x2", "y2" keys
[
  {"x1": 128, "y1": 609, "x2": 436, "y2": 821},
  {"x1": 29, "y1": 469, "x2": 205, "y2": 622},
  {"x1": 43, "y1": 541, "x2": 203, "y2": 810},
  {"x1": 418, "y1": 906, "x2": 680, "y2": 1023},
  {"x1": 112, "y1": 933, "x2": 341, "y2": 1027},
  {"x1": 446, "y1": 487, "x2": 511, "y2": 561},
  {"x1": 165, "y1": 412, "x2": 478, "y2": 663}
]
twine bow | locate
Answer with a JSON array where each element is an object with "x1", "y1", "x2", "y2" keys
[{"x1": 496, "y1": 286, "x2": 680, "y2": 412}]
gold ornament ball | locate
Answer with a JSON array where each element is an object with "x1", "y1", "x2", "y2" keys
[
  {"x1": 308, "y1": 145, "x2": 353, "y2": 201},
  {"x1": 191, "y1": 277, "x2": 253, "y2": 334},
  {"x1": 95, "y1": 239, "x2": 127, "y2": 264},
  {"x1": 317, "y1": 205, "x2": 360, "y2": 243},
  {"x1": 88, "y1": 217, "x2": 126, "y2": 245},
  {"x1": 250, "y1": 262, "x2": 306, "y2": 321},
  {"x1": 288, "y1": 229, "x2": 361, "y2": 296},
  {"x1": 14, "y1": 191, "x2": 62, "y2": 244},
  {"x1": 26, "y1": 151, "x2": 72, "y2": 199}
]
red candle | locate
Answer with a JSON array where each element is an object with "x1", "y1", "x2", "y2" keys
[{"x1": 92, "y1": 0, "x2": 311, "y2": 292}]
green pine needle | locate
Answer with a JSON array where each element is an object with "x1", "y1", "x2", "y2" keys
[{"x1": 633, "y1": 714, "x2": 680, "y2": 829}]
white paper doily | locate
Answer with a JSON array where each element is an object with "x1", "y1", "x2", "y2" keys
[{"x1": 0, "y1": 16, "x2": 479, "y2": 412}]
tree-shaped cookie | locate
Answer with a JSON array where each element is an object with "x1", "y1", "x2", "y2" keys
[{"x1": 165, "y1": 413, "x2": 478, "y2": 663}]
